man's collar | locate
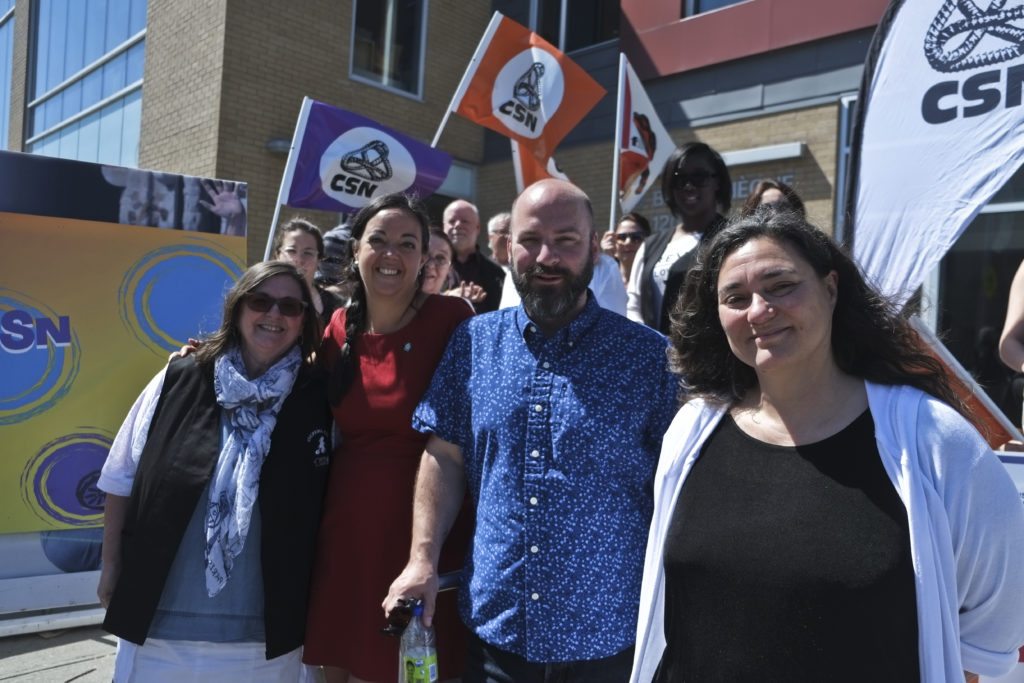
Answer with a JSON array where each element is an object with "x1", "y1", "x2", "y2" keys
[{"x1": 515, "y1": 291, "x2": 599, "y2": 346}]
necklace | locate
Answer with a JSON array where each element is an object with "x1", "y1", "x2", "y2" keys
[{"x1": 368, "y1": 294, "x2": 421, "y2": 334}]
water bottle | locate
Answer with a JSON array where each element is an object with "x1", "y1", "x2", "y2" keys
[{"x1": 399, "y1": 602, "x2": 438, "y2": 683}]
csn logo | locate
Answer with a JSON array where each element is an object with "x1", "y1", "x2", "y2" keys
[
  {"x1": 331, "y1": 140, "x2": 393, "y2": 198},
  {"x1": 0, "y1": 309, "x2": 71, "y2": 354},
  {"x1": 921, "y1": 0, "x2": 1024, "y2": 124},
  {"x1": 491, "y1": 50, "x2": 565, "y2": 140},
  {"x1": 319, "y1": 128, "x2": 417, "y2": 207},
  {"x1": 499, "y1": 62, "x2": 545, "y2": 132}
]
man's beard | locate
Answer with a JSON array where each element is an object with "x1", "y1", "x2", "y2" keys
[{"x1": 511, "y1": 257, "x2": 594, "y2": 323}]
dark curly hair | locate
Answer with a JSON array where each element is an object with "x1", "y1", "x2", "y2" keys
[
  {"x1": 660, "y1": 142, "x2": 732, "y2": 221},
  {"x1": 328, "y1": 193, "x2": 430, "y2": 405},
  {"x1": 668, "y1": 207, "x2": 966, "y2": 415}
]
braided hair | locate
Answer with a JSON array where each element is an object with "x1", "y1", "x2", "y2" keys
[{"x1": 328, "y1": 193, "x2": 430, "y2": 405}]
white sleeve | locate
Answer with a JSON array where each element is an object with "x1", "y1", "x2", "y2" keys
[
  {"x1": 626, "y1": 243, "x2": 646, "y2": 323},
  {"x1": 591, "y1": 254, "x2": 627, "y2": 316},
  {"x1": 922, "y1": 402, "x2": 1024, "y2": 675},
  {"x1": 97, "y1": 367, "x2": 168, "y2": 497},
  {"x1": 499, "y1": 268, "x2": 520, "y2": 309}
]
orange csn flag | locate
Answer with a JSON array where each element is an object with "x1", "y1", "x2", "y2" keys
[
  {"x1": 451, "y1": 12, "x2": 606, "y2": 161},
  {"x1": 510, "y1": 140, "x2": 569, "y2": 193}
]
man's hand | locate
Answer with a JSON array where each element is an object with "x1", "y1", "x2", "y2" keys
[{"x1": 384, "y1": 558, "x2": 440, "y2": 628}]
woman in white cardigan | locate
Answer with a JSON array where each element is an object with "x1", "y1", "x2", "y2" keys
[{"x1": 630, "y1": 208, "x2": 1024, "y2": 682}]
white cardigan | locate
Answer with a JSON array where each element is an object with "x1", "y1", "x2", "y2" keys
[{"x1": 630, "y1": 382, "x2": 1024, "y2": 682}]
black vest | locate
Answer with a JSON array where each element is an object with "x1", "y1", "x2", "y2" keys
[
  {"x1": 638, "y1": 215, "x2": 726, "y2": 333},
  {"x1": 103, "y1": 356, "x2": 332, "y2": 659}
]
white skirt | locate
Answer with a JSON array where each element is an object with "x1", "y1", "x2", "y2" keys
[{"x1": 113, "y1": 637, "x2": 304, "y2": 682}]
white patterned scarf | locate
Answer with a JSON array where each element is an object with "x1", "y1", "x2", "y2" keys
[{"x1": 206, "y1": 345, "x2": 301, "y2": 597}]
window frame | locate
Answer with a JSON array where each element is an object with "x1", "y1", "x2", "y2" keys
[
  {"x1": 683, "y1": 0, "x2": 752, "y2": 16},
  {"x1": 528, "y1": 0, "x2": 619, "y2": 53},
  {"x1": 0, "y1": 2, "x2": 14, "y2": 151},
  {"x1": 347, "y1": 0, "x2": 428, "y2": 101}
]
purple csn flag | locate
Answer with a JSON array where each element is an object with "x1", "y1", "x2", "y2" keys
[{"x1": 284, "y1": 98, "x2": 452, "y2": 212}]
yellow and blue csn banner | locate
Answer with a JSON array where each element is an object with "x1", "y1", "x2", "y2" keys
[{"x1": 0, "y1": 152, "x2": 246, "y2": 535}]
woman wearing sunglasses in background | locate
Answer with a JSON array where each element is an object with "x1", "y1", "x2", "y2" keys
[
  {"x1": 97, "y1": 261, "x2": 333, "y2": 681},
  {"x1": 303, "y1": 193, "x2": 472, "y2": 683},
  {"x1": 601, "y1": 212, "x2": 652, "y2": 288},
  {"x1": 627, "y1": 142, "x2": 732, "y2": 334}
]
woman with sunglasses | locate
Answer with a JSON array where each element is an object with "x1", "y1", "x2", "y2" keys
[
  {"x1": 626, "y1": 142, "x2": 732, "y2": 334},
  {"x1": 604, "y1": 212, "x2": 652, "y2": 287},
  {"x1": 303, "y1": 194, "x2": 472, "y2": 683},
  {"x1": 272, "y1": 217, "x2": 344, "y2": 327},
  {"x1": 97, "y1": 261, "x2": 333, "y2": 681}
]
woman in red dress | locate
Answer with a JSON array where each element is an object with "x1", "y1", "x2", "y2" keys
[{"x1": 304, "y1": 193, "x2": 472, "y2": 683}]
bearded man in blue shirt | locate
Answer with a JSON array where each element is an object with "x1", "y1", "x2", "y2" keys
[{"x1": 386, "y1": 179, "x2": 679, "y2": 683}]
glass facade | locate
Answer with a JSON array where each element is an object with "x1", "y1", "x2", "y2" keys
[
  {"x1": 536, "y1": 0, "x2": 619, "y2": 52},
  {"x1": 351, "y1": 0, "x2": 424, "y2": 96},
  {"x1": 685, "y1": 0, "x2": 746, "y2": 15},
  {"x1": 27, "y1": 0, "x2": 146, "y2": 166},
  {"x1": 0, "y1": 0, "x2": 13, "y2": 150}
]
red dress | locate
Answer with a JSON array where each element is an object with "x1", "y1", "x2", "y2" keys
[{"x1": 304, "y1": 295, "x2": 473, "y2": 681}]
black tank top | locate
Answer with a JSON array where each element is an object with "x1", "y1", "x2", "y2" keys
[{"x1": 655, "y1": 410, "x2": 919, "y2": 682}]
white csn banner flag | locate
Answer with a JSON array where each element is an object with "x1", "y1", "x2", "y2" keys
[
  {"x1": 849, "y1": 0, "x2": 1024, "y2": 306},
  {"x1": 615, "y1": 54, "x2": 674, "y2": 215}
]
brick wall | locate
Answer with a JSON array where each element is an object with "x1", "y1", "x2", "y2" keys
[
  {"x1": 138, "y1": 0, "x2": 227, "y2": 178},
  {"x1": 6, "y1": 0, "x2": 30, "y2": 151}
]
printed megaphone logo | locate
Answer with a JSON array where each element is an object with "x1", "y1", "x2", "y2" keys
[
  {"x1": 514, "y1": 63, "x2": 545, "y2": 111},
  {"x1": 492, "y1": 49, "x2": 565, "y2": 139},
  {"x1": 924, "y1": 0, "x2": 1024, "y2": 72},
  {"x1": 320, "y1": 128, "x2": 417, "y2": 208},
  {"x1": 341, "y1": 140, "x2": 394, "y2": 182}
]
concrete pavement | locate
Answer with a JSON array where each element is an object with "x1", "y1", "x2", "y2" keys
[{"x1": 0, "y1": 626, "x2": 114, "y2": 682}]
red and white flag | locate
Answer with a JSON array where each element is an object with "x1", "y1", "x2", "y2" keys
[
  {"x1": 615, "y1": 54, "x2": 674, "y2": 214},
  {"x1": 510, "y1": 140, "x2": 569, "y2": 193},
  {"x1": 446, "y1": 12, "x2": 606, "y2": 161}
]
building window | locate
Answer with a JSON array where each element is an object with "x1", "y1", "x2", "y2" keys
[
  {"x1": 26, "y1": 0, "x2": 146, "y2": 167},
  {"x1": 350, "y1": 0, "x2": 426, "y2": 97},
  {"x1": 0, "y1": 0, "x2": 13, "y2": 150},
  {"x1": 684, "y1": 0, "x2": 748, "y2": 15},
  {"x1": 534, "y1": 0, "x2": 619, "y2": 52}
]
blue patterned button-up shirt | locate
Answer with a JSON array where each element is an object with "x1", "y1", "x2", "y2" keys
[{"x1": 412, "y1": 295, "x2": 679, "y2": 662}]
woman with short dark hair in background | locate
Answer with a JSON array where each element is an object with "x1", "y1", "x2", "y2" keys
[
  {"x1": 627, "y1": 142, "x2": 732, "y2": 333},
  {"x1": 273, "y1": 217, "x2": 343, "y2": 326},
  {"x1": 740, "y1": 178, "x2": 805, "y2": 217},
  {"x1": 303, "y1": 193, "x2": 472, "y2": 683},
  {"x1": 630, "y1": 208, "x2": 1024, "y2": 682},
  {"x1": 98, "y1": 261, "x2": 332, "y2": 681}
]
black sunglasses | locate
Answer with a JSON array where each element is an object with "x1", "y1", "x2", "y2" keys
[
  {"x1": 672, "y1": 170, "x2": 716, "y2": 189},
  {"x1": 244, "y1": 292, "x2": 307, "y2": 318},
  {"x1": 615, "y1": 232, "x2": 645, "y2": 244}
]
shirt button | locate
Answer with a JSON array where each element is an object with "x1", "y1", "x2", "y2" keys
[
  {"x1": 531, "y1": 592, "x2": 540, "y2": 601},
  {"x1": 534, "y1": 404, "x2": 543, "y2": 412},
  {"x1": 529, "y1": 496, "x2": 538, "y2": 506},
  {"x1": 568, "y1": 341, "x2": 574, "y2": 347},
  {"x1": 529, "y1": 325, "x2": 536, "y2": 334},
  {"x1": 542, "y1": 361, "x2": 550, "y2": 369},
  {"x1": 530, "y1": 449, "x2": 540, "y2": 458},
  {"x1": 530, "y1": 545, "x2": 539, "y2": 554}
]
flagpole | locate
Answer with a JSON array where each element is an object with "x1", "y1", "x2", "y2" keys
[
  {"x1": 510, "y1": 140, "x2": 525, "y2": 194},
  {"x1": 608, "y1": 53, "x2": 627, "y2": 235},
  {"x1": 431, "y1": 11, "x2": 504, "y2": 148},
  {"x1": 264, "y1": 97, "x2": 313, "y2": 261},
  {"x1": 910, "y1": 316, "x2": 1024, "y2": 445}
]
